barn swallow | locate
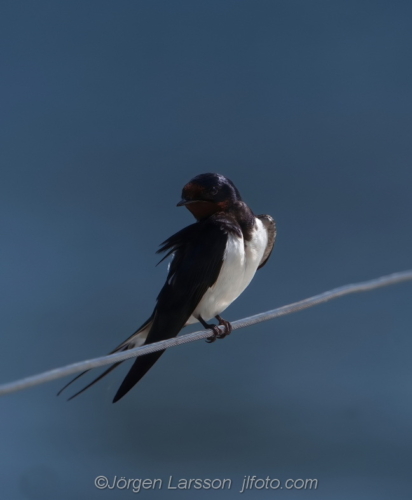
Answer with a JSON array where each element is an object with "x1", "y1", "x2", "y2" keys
[{"x1": 58, "y1": 173, "x2": 276, "y2": 402}]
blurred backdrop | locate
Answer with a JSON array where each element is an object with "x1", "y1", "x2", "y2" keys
[{"x1": 1, "y1": 1, "x2": 412, "y2": 498}]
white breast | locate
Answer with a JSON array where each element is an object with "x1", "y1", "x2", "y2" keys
[{"x1": 187, "y1": 217, "x2": 268, "y2": 324}]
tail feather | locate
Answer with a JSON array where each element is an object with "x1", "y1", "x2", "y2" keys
[
  {"x1": 67, "y1": 362, "x2": 124, "y2": 401},
  {"x1": 112, "y1": 349, "x2": 166, "y2": 403},
  {"x1": 58, "y1": 314, "x2": 154, "y2": 399},
  {"x1": 57, "y1": 369, "x2": 92, "y2": 396}
]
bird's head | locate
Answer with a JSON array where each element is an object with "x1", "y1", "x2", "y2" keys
[{"x1": 177, "y1": 173, "x2": 242, "y2": 220}]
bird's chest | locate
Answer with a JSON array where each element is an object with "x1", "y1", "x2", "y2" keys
[{"x1": 190, "y1": 221, "x2": 267, "y2": 322}]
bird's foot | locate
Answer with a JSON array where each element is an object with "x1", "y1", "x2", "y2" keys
[
  {"x1": 214, "y1": 315, "x2": 232, "y2": 339},
  {"x1": 205, "y1": 324, "x2": 223, "y2": 343},
  {"x1": 198, "y1": 315, "x2": 232, "y2": 343}
]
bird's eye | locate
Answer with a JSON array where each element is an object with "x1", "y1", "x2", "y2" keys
[{"x1": 210, "y1": 187, "x2": 218, "y2": 196}]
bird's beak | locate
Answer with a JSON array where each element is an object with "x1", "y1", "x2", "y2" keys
[{"x1": 176, "y1": 199, "x2": 197, "y2": 207}]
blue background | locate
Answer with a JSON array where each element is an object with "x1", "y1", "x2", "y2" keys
[{"x1": 1, "y1": 1, "x2": 412, "y2": 498}]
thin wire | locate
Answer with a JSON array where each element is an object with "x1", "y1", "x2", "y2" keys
[{"x1": 0, "y1": 269, "x2": 411, "y2": 397}]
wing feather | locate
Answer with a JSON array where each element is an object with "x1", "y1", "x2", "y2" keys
[
  {"x1": 256, "y1": 214, "x2": 276, "y2": 270},
  {"x1": 112, "y1": 218, "x2": 231, "y2": 402},
  {"x1": 60, "y1": 216, "x2": 233, "y2": 402}
]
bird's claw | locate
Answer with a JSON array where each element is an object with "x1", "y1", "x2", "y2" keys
[
  {"x1": 206, "y1": 325, "x2": 222, "y2": 343},
  {"x1": 205, "y1": 316, "x2": 232, "y2": 343},
  {"x1": 216, "y1": 315, "x2": 232, "y2": 338}
]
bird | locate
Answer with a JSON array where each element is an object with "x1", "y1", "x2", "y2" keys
[{"x1": 58, "y1": 173, "x2": 276, "y2": 403}]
